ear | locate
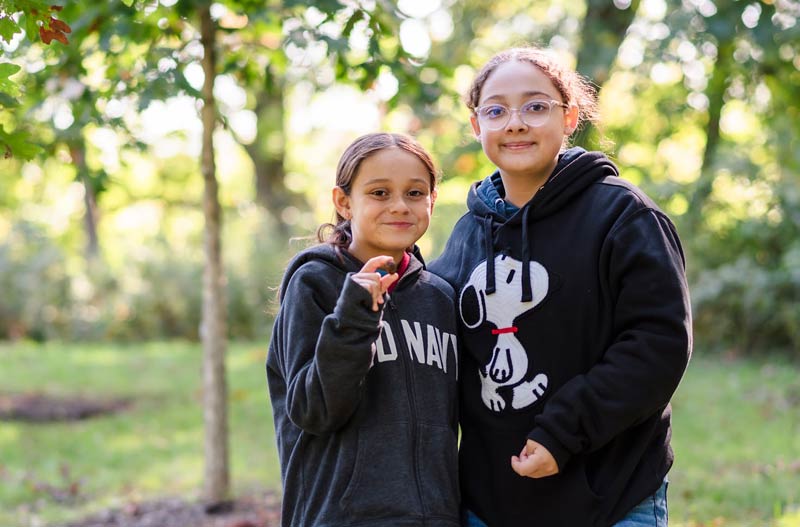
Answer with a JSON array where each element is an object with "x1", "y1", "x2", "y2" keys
[
  {"x1": 470, "y1": 113, "x2": 482, "y2": 138},
  {"x1": 564, "y1": 104, "x2": 579, "y2": 136},
  {"x1": 332, "y1": 186, "x2": 351, "y2": 220},
  {"x1": 430, "y1": 188, "x2": 438, "y2": 214}
]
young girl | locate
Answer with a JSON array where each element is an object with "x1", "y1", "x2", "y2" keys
[
  {"x1": 267, "y1": 132, "x2": 460, "y2": 527},
  {"x1": 429, "y1": 47, "x2": 692, "y2": 527}
]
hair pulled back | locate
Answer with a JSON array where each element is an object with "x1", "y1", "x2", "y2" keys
[
  {"x1": 466, "y1": 47, "x2": 599, "y2": 132},
  {"x1": 317, "y1": 132, "x2": 439, "y2": 254}
]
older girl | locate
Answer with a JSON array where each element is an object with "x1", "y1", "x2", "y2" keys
[{"x1": 430, "y1": 47, "x2": 691, "y2": 527}]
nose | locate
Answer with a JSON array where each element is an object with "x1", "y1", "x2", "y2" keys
[
  {"x1": 505, "y1": 109, "x2": 528, "y2": 132},
  {"x1": 388, "y1": 195, "x2": 411, "y2": 213}
]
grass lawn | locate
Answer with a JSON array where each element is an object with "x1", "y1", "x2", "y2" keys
[
  {"x1": 668, "y1": 354, "x2": 800, "y2": 527},
  {"x1": 0, "y1": 341, "x2": 280, "y2": 527},
  {"x1": 0, "y1": 342, "x2": 798, "y2": 527}
]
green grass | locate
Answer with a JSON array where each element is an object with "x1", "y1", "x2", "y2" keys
[
  {"x1": 669, "y1": 355, "x2": 800, "y2": 527},
  {"x1": 0, "y1": 341, "x2": 280, "y2": 527},
  {"x1": 0, "y1": 343, "x2": 798, "y2": 527}
]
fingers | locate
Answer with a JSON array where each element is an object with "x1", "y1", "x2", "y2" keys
[
  {"x1": 353, "y1": 256, "x2": 399, "y2": 311},
  {"x1": 360, "y1": 255, "x2": 396, "y2": 274},
  {"x1": 350, "y1": 274, "x2": 385, "y2": 311},
  {"x1": 510, "y1": 440, "x2": 559, "y2": 479},
  {"x1": 379, "y1": 272, "x2": 399, "y2": 291}
]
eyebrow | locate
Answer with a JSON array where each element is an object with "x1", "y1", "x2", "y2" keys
[
  {"x1": 480, "y1": 90, "x2": 555, "y2": 104},
  {"x1": 361, "y1": 177, "x2": 431, "y2": 186}
]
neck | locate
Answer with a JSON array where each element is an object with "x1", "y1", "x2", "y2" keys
[
  {"x1": 347, "y1": 243, "x2": 406, "y2": 268},
  {"x1": 500, "y1": 171, "x2": 548, "y2": 208}
]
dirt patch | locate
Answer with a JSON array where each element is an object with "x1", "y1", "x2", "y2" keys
[
  {"x1": 57, "y1": 492, "x2": 282, "y2": 527},
  {"x1": 0, "y1": 392, "x2": 131, "y2": 422}
]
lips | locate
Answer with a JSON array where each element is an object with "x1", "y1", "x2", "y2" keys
[{"x1": 502, "y1": 142, "x2": 534, "y2": 150}]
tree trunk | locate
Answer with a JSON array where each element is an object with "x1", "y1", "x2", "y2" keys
[
  {"x1": 685, "y1": 39, "x2": 733, "y2": 230},
  {"x1": 573, "y1": 0, "x2": 641, "y2": 148},
  {"x1": 244, "y1": 71, "x2": 305, "y2": 238},
  {"x1": 71, "y1": 145, "x2": 99, "y2": 261},
  {"x1": 199, "y1": 4, "x2": 229, "y2": 506}
]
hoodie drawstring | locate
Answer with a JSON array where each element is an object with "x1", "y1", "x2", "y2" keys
[
  {"x1": 520, "y1": 206, "x2": 533, "y2": 302},
  {"x1": 482, "y1": 215, "x2": 496, "y2": 295}
]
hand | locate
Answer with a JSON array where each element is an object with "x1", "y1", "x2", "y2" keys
[
  {"x1": 510, "y1": 439, "x2": 559, "y2": 479},
  {"x1": 350, "y1": 255, "x2": 399, "y2": 311}
]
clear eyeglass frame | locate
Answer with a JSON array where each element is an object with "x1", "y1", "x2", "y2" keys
[{"x1": 475, "y1": 99, "x2": 569, "y2": 130}]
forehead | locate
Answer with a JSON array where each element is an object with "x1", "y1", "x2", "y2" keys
[
  {"x1": 355, "y1": 147, "x2": 432, "y2": 185},
  {"x1": 479, "y1": 60, "x2": 560, "y2": 103}
]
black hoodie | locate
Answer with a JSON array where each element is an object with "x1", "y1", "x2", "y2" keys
[
  {"x1": 267, "y1": 244, "x2": 460, "y2": 527},
  {"x1": 429, "y1": 148, "x2": 692, "y2": 527}
]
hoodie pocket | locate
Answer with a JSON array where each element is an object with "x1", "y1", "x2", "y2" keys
[
  {"x1": 417, "y1": 424, "x2": 460, "y2": 518},
  {"x1": 339, "y1": 423, "x2": 420, "y2": 518}
]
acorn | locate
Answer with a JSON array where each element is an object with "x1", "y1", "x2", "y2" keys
[{"x1": 377, "y1": 260, "x2": 397, "y2": 276}]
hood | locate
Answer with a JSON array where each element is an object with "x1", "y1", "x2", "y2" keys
[
  {"x1": 465, "y1": 148, "x2": 619, "y2": 302},
  {"x1": 278, "y1": 244, "x2": 349, "y2": 303},
  {"x1": 278, "y1": 244, "x2": 426, "y2": 302},
  {"x1": 467, "y1": 147, "x2": 618, "y2": 222}
]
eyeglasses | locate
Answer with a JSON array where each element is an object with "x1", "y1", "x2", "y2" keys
[{"x1": 475, "y1": 99, "x2": 569, "y2": 130}]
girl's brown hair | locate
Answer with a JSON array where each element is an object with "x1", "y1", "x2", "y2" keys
[
  {"x1": 466, "y1": 47, "x2": 599, "y2": 133},
  {"x1": 317, "y1": 132, "x2": 439, "y2": 253}
]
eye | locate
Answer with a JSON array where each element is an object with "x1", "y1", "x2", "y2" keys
[
  {"x1": 370, "y1": 189, "x2": 389, "y2": 198},
  {"x1": 480, "y1": 105, "x2": 508, "y2": 119},
  {"x1": 522, "y1": 100, "x2": 550, "y2": 114},
  {"x1": 407, "y1": 188, "x2": 428, "y2": 198}
]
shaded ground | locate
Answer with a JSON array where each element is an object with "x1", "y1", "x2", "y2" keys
[
  {"x1": 0, "y1": 392, "x2": 131, "y2": 422},
  {"x1": 58, "y1": 492, "x2": 282, "y2": 527}
]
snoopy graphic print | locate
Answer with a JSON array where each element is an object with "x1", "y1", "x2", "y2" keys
[{"x1": 459, "y1": 254, "x2": 550, "y2": 412}]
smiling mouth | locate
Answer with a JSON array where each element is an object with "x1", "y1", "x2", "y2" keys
[{"x1": 502, "y1": 142, "x2": 534, "y2": 150}]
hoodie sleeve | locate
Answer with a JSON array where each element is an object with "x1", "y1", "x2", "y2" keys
[
  {"x1": 272, "y1": 264, "x2": 383, "y2": 435},
  {"x1": 528, "y1": 209, "x2": 692, "y2": 469}
]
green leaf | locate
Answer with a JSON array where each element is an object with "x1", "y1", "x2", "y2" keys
[
  {"x1": 0, "y1": 126, "x2": 43, "y2": 160},
  {"x1": 0, "y1": 15, "x2": 21, "y2": 44},
  {"x1": 0, "y1": 62, "x2": 22, "y2": 97},
  {"x1": 0, "y1": 92, "x2": 18, "y2": 108},
  {"x1": 121, "y1": 0, "x2": 135, "y2": 6},
  {"x1": 23, "y1": 12, "x2": 37, "y2": 39}
]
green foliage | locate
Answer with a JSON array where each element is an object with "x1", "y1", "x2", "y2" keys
[
  {"x1": 0, "y1": 0, "x2": 798, "y2": 355},
  {"x1": 691, "y1": 243, "x2": 800, "y2": 357},
  {"x1": 0, "y1": 216, "x2": 289, "y2": 342},
  {"x1": 0, "y1": 221, "x2": 71, "y2": 340},
  {"x1": 0, "y1": 1, "x2": 71, "y2": 46}
]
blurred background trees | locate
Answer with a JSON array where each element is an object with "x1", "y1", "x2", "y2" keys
[{"x1": 1, "y1": 0, "x2": 799, "y2": 356}]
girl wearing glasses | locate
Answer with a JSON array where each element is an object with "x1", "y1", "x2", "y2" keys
[{"x1": 429, "y1": 47, "x2": 691, "y2": 527}]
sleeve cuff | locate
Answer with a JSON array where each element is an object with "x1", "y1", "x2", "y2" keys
[
  {"x1": 333, "y1": 273, "x2": 384, "y2": 325},
  {"x1": 528, "y1": 427, "x2": 572, "y2": 471}
]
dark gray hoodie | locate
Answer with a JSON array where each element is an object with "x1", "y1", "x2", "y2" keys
[{"x1": 267, "y1": 244, "x2": 460, "y2": 527}]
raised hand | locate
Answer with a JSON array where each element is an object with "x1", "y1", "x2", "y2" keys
[{"x1": 350, "y1": 255, "x2": 399, "y2": 311}]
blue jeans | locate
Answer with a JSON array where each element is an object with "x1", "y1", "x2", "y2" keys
[
  {"x1": 613, "y1": 479, "x2": 669, "y2": 527},
  {"x1": 461, "y1": 509, "x2": 488, "y2": 527},
  {"x1": 461, "y1": 480, "x2": 668, "y2": 527}
]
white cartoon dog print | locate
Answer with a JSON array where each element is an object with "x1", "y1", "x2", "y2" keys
[{"x1": 459, "y1": 254, "x2": 549, "y2": 411}]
